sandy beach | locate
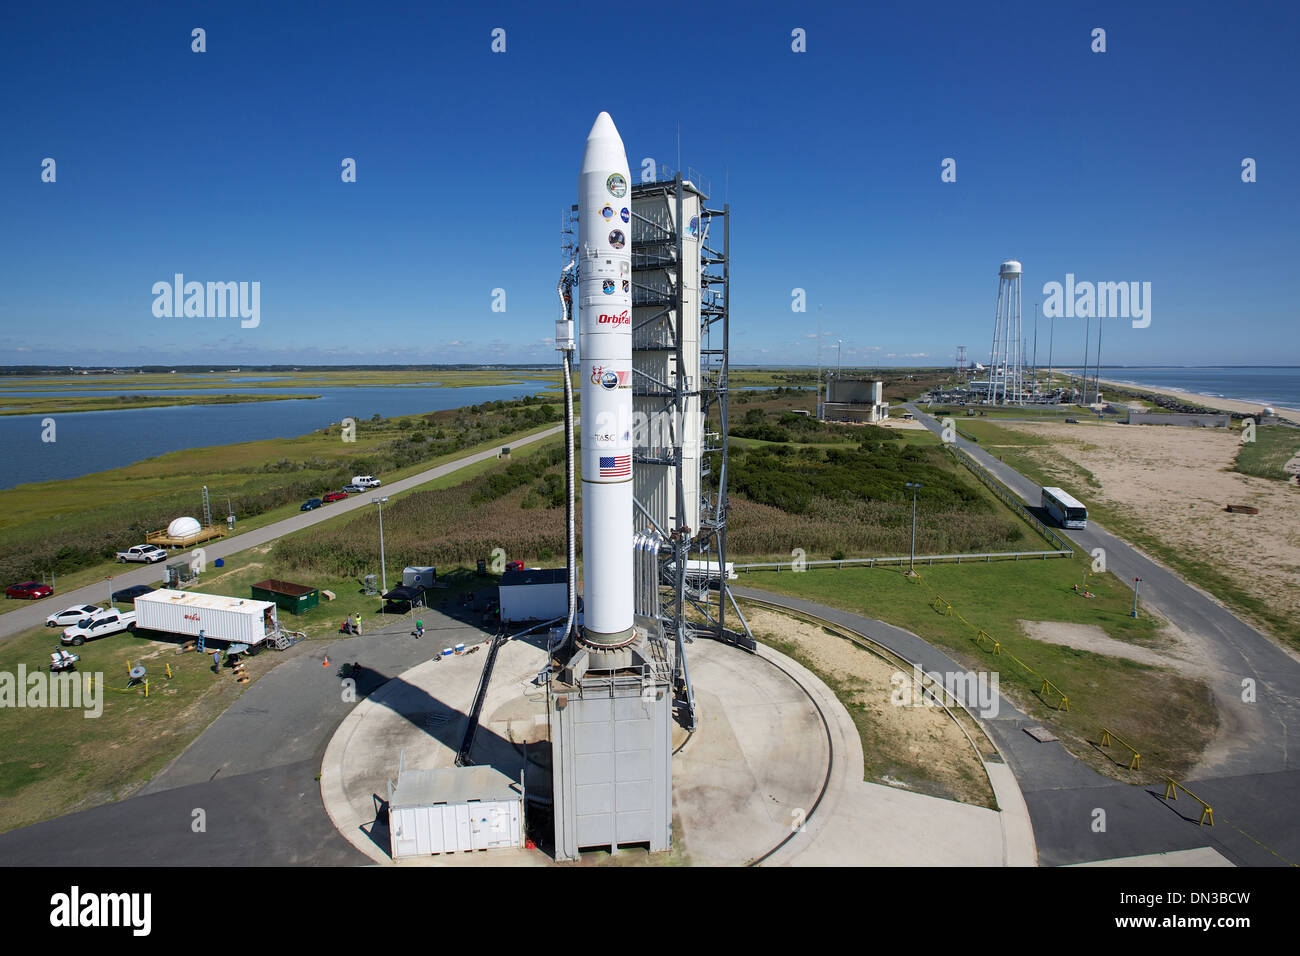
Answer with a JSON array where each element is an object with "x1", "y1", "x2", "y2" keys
[
  {"x1": 1094, "y1": 376, "x2": 1300, "y2": 421},
  {"x1": 990, "y1": 419, "x2": 1300, "y2": 635}
]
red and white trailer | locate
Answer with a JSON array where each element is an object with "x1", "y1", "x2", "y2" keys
[{"x1": 133, "y1": 588, "x2": 279, "y2": 647}]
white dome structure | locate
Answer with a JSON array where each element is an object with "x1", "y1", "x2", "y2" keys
[{"x1": 167, "y1": 516, "x2": 202, "y2": 538}]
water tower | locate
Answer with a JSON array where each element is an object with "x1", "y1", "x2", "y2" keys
[{"x1": 988, "y1": 260, "x2": 1023, "y2": 404}]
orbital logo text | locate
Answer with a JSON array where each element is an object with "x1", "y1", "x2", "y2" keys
[{"x1": 597, "y1": 311, "x2": 630, "y2": 326}]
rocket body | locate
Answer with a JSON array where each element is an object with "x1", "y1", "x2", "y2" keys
[{"x1": 578, "y1": 112, "x2": 634, "y2": 644}]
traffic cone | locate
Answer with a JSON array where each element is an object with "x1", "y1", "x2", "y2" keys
[{"x1": 323, "y1": 654, "x2": 330, "y2": 667}]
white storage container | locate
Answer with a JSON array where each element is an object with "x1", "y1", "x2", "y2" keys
[
  {"x1": 402, "y1": 566, "x2": 436, "y2": 588},
  {"x1": 388, "y1": 766, "x2": 523, "y2": 858},
  {"x1": 133, "y1": 588, "x2": 278, "y2": 645}
]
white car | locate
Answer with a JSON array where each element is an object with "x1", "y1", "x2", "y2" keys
[
  {"x1": 46, "y1": 604, "x2": 103, "y2": 628},
  {"x1": 62, "y1": 609, "x2": 137, "y2": 646}
]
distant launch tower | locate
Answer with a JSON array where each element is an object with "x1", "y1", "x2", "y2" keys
[{"x1": 988, "y1": 260, "x2": 1023, "y2": 404}]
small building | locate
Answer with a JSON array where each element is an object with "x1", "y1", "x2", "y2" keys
[
  {"x1": 250, "y1": 579, "x2": 319, "y2": 615},
  {"x1": 387, "y1": 764, "x2": 524, "y2": 858},
  {"x1": 498, "y1": 567, "x2": 567, "y2": 623},
  {"x1": 823, "y1": 379, "x2": 890, "y2": 424},
  {"x1": 1125, "y1": 410, "x2": 1231, "y2": 428}
]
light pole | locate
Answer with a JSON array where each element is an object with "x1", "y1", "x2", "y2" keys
[
  {"x1": 817, "y1": 304, "x2": 823, "y2": 420},
  {"x1": 905, "y1": 482, "x2": 922, "y2": 576},
  {"x1": 1132, "y1": 577, "x2": 1142, "y2": 618},
  {"x1": 371, "y1": 496, "x2": 389, "y2": 596}
]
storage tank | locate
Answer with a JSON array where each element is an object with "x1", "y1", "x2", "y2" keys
[{"x1": 167, "y1": 516, "x2": 202, "y2": 538}]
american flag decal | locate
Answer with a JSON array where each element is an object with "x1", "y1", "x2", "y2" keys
[{"x1": 599, "y1": 455, "x2": 631, "y2": 477}]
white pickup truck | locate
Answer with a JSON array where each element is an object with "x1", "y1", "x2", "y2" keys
[
  {"x1": 62, "y1": 609, "x2": 138, "y2": 646},
  {"x1": 116, "y1": 544, "x2": 167, "y2": 563}
]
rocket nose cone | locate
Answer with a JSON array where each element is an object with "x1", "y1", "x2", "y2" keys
[
  {"x1": 582, "y1": 111, "x2": 626, "y2": 169},
  {"x1": 587, "y1": 111, "x2": 618, "y2": 140}
]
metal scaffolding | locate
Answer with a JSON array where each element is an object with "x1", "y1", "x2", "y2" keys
[{"x1": 630, "y1": 171, "x2": 752, "y2": 731}]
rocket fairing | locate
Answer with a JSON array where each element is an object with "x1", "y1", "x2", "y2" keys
[{"x1": 578, "y1": 112, "x2": 635, "y2": 645}]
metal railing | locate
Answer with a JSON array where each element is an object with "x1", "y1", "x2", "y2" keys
[
  {"x1": 944, "y1": 446, "x2": 1075, "y2": 553},
  {"x1": 733, "y1": 548, "x2": 1072, "y2": 574}
]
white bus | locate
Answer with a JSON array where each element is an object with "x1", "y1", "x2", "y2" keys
[{"x1": 1041, "y1": 487, "x2": 1087, "y2": 529}]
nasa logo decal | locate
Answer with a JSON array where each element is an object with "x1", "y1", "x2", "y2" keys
[
  {"x1": 608, "y1": 229, "x2": 625, "y2": 250},
  {"x1": 606, "y1": 173, "x2": 627, "y2": 197},
  {"x1": 620, "y1": 207, "x2": 630, "y2": 223},
  {"x1": 602, "y1": 279, "x2": 615, "y2": 294}
]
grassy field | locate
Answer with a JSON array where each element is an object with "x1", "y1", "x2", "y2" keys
[
  {"x1": 0, "y1": 622, "x2": 298, "y2": 833},
  {"x1": 729, "y1": 368, "x2": 957, "y2": 404},
  {"x1": 0, "y1": 448, "x2": 541, "y2": 834},
  {"x1": 955, "y1": 417, "x2": 1296, "y2": 648},
  {"x1": 922, "y1": 404, "x2": 1120, "y2": 422},
  {"x1": 721, "y1": 399, "x2": 1038, "y2": 560},
  {"x1": 273, "y1": 436, "x2": 570, "y2": 576},
  {"x1": 745, "y1": 605, "x2": 998, "y2": 808},
  {"x1": 1234, "y1": 424, "x2": 1300, "y2": 481},
  {"x1": 0, "y1": 369, "x2": 567, "y2": 415},
  {"x1": 0, "y1": 396, "x2": 563, "y2": 606},
  {"x1": 0, "y1": 392, "x2": 319, "y2": 416},
  {"x1": 0, "y1": 368, "x2": 560, "y2": 391},
  {"x1": 741, "y1": 560, "x2": 1217, "y2": 783}
]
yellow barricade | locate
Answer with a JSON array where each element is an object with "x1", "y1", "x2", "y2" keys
[
  {"x1": 1100, "y1": 728, "x2": 1141, "y2": 770},
  {"x1": 1163, "y1": 778, "x2": 1214, "y2": 826},
  {"x1": 1038, "y1": 677, "x2": 1070, "y2": 711}
]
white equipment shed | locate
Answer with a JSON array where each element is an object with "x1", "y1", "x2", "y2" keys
[
  {"x1": 387, "y1": 765, "x2": 524, "y2": 858},
  {"x1": 498, "y1": 567, "x2": 567, "y2": 623}
]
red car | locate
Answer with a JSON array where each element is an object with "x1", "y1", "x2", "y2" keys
[
  {"x1": 6, "y1": 581, "x2": 53, "y2": 600},
  {"x1": 322, "y1": 491, "x2": 348, "y2": 503}
]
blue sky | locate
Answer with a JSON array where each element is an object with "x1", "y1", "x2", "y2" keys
[{"x1": 1, "y1": 0, "x2": 1297, "y2": 368}]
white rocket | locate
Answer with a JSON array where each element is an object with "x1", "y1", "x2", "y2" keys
[{"x1": 578, "y1": 112, "x2": 634, "y2": 646}]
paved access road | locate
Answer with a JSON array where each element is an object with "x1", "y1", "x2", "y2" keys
[
  {"x1": 0, "y1": 424, "x2": 562, "y2": 645},
  {"x1": 733, "y1": 585, "x2": 1293, "y2": 867},
  {"x1": 0, "y1": 609, "x2": 490, "y2": 865},
  {"x1": 907, "y1": 404, "x2": 1300, "y2": 779},
  {"x1": 891, "y1": 404, "x2": 1300, "y2": 864}
]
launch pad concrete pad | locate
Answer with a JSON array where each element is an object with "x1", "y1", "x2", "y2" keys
[{"x1": 321, "y1": 629, "x2": 1020, "y2": 866}]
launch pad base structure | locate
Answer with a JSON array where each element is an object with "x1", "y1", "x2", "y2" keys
[{"x1": 547, "y1": 621, "x2": 674, "y2": 860}]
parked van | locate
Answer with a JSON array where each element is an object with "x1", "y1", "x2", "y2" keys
[{"x1": 352, "y1": 475, "x2": 381, "y2": 488}]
